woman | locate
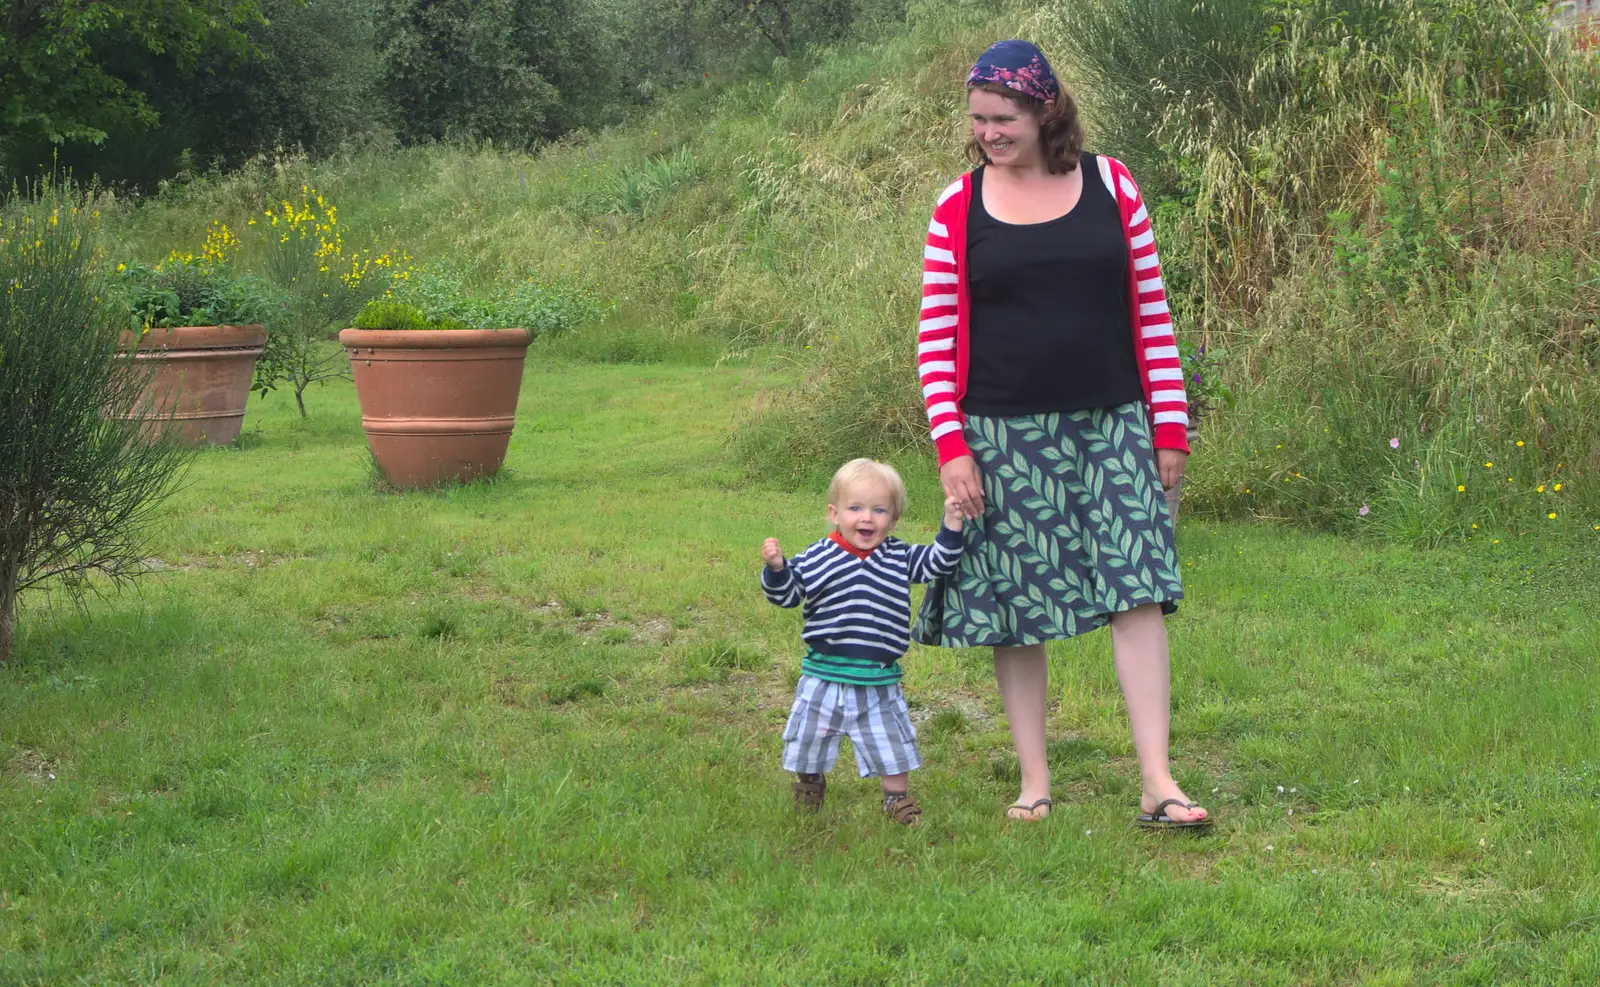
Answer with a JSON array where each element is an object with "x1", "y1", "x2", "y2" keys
[{"x1": 911, "y1": 40, "x2": 1210, "y2": 828}]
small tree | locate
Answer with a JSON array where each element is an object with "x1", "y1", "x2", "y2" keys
[
  {"x1": 251, "y1": 187, "x2": 406, "y2": 416},
  {"x1": 0, "y1": 189, "x2": 193, "y2": 663}
]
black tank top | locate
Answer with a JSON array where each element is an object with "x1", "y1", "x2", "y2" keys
[{"x1": 963, "y1": 156, "x2": 1143, "y2": 416}]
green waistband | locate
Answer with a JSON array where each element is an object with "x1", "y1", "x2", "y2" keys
[{"x1": 801, "y1": 649, "x2": 902, "y2": 686}]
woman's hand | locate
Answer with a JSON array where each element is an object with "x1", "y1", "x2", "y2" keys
[
  {"x1": 1156, "y1": 449, "x2": 1188, "y2": 491},
  {"x1": 941, "y1": 455, "x2": 985, "y2": 520}
]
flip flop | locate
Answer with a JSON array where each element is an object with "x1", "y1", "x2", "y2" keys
[
  {"x1": 1136, "y1": 797, "x2": 1212, "y2": 831},
  {"x1": 1006, "y1": 797, "x2": 1053, "y2": 821}
]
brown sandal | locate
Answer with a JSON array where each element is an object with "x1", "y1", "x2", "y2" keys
[
  {"x1": 883, "y1": 792, "x2": 921, "y2": 826},
  {"x1": 793, "y1": 774, "x2": 825, "y2": 811}
]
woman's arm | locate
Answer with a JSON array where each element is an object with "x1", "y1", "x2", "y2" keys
[
  {"x1": 920, "y1": 183, "x2": 987, "y2": 517},
  {"x1": 1108, "y1": 158, "x2": 1191, "y2": 456},
  {"x1": 918, "y1": 187, "x2": 968, "y2": 467}
]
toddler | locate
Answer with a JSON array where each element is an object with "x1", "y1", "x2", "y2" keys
[{"x1": 760, "y1": 458, "x2": 964, "y2": 824}]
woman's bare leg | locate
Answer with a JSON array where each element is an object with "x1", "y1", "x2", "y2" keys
[
  {"x1": 994, "y1": 643, "x2": 1051, "y2": 819},
  {"x1": 1110, "y1": 603, "x2": 1207, "y2": 822}
]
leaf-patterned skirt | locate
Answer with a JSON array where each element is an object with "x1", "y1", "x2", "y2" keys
[{"x1": 912, "y1": 403, "x2": 1182, "y2": 648}]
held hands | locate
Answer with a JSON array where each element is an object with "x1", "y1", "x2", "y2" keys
[
  {"x1": 761, "y1": 538, "x2": 786, "y2": 572},
  {"x1": 942, "y1": 496, "x2": 965, "y2": 532},
  {"x1": 941, "y1": 455, "x2": 984, "y2": 521}
]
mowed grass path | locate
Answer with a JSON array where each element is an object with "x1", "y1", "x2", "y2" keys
[{"x1": 4, "y1": 355, "x2": 1599, "y2": 984}]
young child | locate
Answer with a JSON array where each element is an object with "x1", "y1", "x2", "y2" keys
[{"x1": 760, "y1": 458, "x2": 965, "y2": 825}]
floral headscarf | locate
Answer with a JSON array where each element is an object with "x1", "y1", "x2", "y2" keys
[{"x1": 966, "y1": 40, "x2": 1060, "y2": 104}]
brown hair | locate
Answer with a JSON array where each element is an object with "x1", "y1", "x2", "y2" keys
[{"x1": 964, "y1": 82, "x2": 1084, "y2": 175}]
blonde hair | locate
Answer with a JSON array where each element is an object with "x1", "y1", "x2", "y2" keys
[{"x1": 827, "y1": 458, "x2": 908, "y2": 521}]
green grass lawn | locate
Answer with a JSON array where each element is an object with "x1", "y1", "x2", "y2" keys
[{"x1": 4, "y1": 353, "x2": 1599, "y2": 984}]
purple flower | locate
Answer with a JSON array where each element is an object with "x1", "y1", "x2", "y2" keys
[
  {"x1": 1358, "y1": 504, "x2": 1370, "y2": 516},
  {"x1": 1192, "y1": 373, "x2": 1202, "y2": 384},
  {"x1": 1389, "y1": 437, "x2": 1401, "y2": 449}
]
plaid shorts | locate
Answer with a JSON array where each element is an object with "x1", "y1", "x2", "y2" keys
[{"x1": 781, "y1": 675, "x2": 921, "y2": 778}]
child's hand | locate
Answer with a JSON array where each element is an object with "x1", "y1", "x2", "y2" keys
[
  {"x1": 762, "y1": 538, "x2": 786, "y2": 571},
  {"x1": 943, "y1": 496, "x2": 965, "y2": 531}
]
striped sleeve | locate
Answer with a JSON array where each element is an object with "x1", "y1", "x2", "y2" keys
[
  {"x1": 918, "y1": 180, "x2": 970, "y2": 466},
  {"x1": 905, "y1": 526, "x2": 965, "y2": 583},
  {"x1": 760, "y1": 564, "x2": 803, "y2": 608},
  {"x1": 1111, "y1": 160, "x2": 1191, "y2": 452}
]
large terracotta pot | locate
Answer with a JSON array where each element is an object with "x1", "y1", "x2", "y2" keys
[
  {"x1": 119, "y1": 324, "x2": 267, "y2": 446},
  {"x1": 339, "y1": 328, "x2": 533, "y2": 489}
]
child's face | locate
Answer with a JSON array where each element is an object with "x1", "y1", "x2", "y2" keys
[{"x1": 828, "y1": 478, "x2": 898, "y2": 553}]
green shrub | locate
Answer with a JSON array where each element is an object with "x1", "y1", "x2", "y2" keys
[
  {"x1": 0, "y1": 187, "x2": 193, "y2": 662},
  {"x1": 351, "y1": 300, "x2": 467, "y2": 330},
  {"x1": 395, "y1": 264, "x2": 608, "y2": 335},
  {"x1": 107, "y1": 257, "x2": 273, "y2": 330}
]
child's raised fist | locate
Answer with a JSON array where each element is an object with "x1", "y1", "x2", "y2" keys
[{"x1": 762, "y1": 538, "x2": 786, "y2": 571}]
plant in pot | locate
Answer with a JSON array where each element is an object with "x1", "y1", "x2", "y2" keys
[
  {"x1": 110, "y1": 228, "x2": 273, "y2": 446},
  {"x1": 340, "y1": 299, "x2": 533, "y2": 490}
]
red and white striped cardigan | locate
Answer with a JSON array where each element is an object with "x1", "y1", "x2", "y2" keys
[{"x1": 917, "y1": 154, "x2": 1191, "y2": 467}]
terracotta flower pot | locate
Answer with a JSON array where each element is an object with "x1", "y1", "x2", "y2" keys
[
  {"x1": 119, "y1": 324, "x2": 267, "y2": 446},
  {"x1": 339, "y1": 328, "x2": 533, "y2": 489}
]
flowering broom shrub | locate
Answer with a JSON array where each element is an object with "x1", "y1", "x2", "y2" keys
[
  {"x1": 0, "y1": 187, "x2": 191, "y2": 663},
  {"x1": 248, "y1": 186, "x2": 409, "y2": 416}
]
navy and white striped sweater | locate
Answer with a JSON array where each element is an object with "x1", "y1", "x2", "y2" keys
[{"x1": 761, "y1": 527, "x2": 964, "y2": 666}]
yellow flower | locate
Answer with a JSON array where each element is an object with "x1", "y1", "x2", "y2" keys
[
  {"x1": 1537, "y1": 485, "x2": 1545, "y2": 493},
  {"x1": 116, "y1": 263, "x2": 126, "y2": 272},
  {"x1": 1485, "y1": 462, "x2": 1493, "y2": 468},
  {"x1": 1554, "y1": 484, "x2": 1562, "y2": 492},
  {"x1": 1457, "y1": 485, "x2": 1465, "y2": 492},
  {"x1": 1516, "y1": 440, "x2": 1524, "y2": 447},
  {"x1": 1471, "y1": 523, "x2": 1478, "y2": 529},
  {"x1": 1548, "y1": 512, "x2": 1557, "y2": 520},
  {"x1": 1492, "y1": 539, "x2": 1501, "y2": 544}
]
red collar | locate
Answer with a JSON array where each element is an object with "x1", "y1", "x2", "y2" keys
[{"x1": 828, "y1": 530, "x2": 875, "y2": 560}]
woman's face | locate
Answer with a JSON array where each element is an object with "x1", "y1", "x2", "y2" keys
[{"x1": 968, "y1": 88, "x2": 1044, "y2": 168}]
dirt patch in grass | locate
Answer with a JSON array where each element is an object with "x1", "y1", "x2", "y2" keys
[
  {"x1": 6, "y1": 746, "x2": 58, "y2": 783},
  {"x1": 525, "y1": 600, "x2": 676, "y2": 645}
]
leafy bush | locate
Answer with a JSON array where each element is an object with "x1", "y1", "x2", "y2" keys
[
  {"x1": 395, "y1": 265, "x2": 608, "y2": 335},
  {"x1": 108, "y1": 256, "x2": 273, "y2": 330},
  {"x1": 352, "y1": 300, "x2": 465, "y2": 330},
  {"x1": 0, "y1": 187, "x2": 192, "y2": 662}
]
